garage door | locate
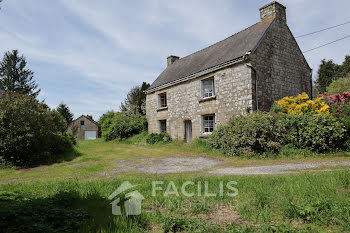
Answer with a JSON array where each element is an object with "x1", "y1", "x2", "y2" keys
[{"x1": 84, "y1": 131, "x2": 97, "y2": 140}]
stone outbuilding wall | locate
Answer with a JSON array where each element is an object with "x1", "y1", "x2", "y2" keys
[{"x1": 67, "y1": 115, "x2": 100, "y2": 140}]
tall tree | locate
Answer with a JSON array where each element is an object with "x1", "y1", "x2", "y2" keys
[
  {"x1": 56, "y1": 102, "x2": 74, "y2": 125},
  {"x1": 0, "y1": 50, "x2": 40, "y2": 98},
  {"x1": 338, "y1": 55, "x2": 350, "y2": 78},
  {"x1": 315, "y1": 59, "x2": 340, "y2": 94},
  {"x1": 120, "y1": 82, "x2": 150, "y2": 115}
]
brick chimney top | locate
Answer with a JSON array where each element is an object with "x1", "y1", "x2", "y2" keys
[
  {"x1": 259, "y1": 1, "x2": 286, "y2": 24},
  {"x1": 167, "y1": 55, "x2": 179, "y2": 66}
]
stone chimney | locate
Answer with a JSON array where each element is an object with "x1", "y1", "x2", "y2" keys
[
  {"x1": 167, "y1": 55, "x2": 179, "y2": 66},
  {"x1": 259, "y1": 1, "x2": 286, "y2": 24}
]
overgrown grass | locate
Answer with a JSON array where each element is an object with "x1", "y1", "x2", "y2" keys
[
  {"x1": 1, "y1": 170, "x2": 350, "y2": 232},
  {"x1": 1, "y1": 138, "x2": 349, "y2": 184}
]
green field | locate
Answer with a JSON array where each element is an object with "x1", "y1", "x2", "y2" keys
[{"x1": 1, "y1": 140, "x2": 350, "y2": 232}]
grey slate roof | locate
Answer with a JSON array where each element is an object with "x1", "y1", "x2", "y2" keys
[{"x1": 148, "y1": 19, "x2": 274, "y2": 91}]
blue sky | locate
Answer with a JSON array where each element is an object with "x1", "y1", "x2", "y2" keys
[{"x1": 0, "y1": 0, "x2": 349, "y2": 120}]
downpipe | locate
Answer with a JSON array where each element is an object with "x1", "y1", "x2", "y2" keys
[{"x1": 244, "y1": 52, "x2": 259, "y2": 111}]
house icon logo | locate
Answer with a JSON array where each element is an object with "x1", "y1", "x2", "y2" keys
[{"x1": 108, "y1": 181, "x2": 144, "y2": 216}]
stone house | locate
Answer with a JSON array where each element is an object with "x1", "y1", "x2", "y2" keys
[
  {"x1": 145, "y1": 1, "x2": 312, "y2": 142},
  {"x1": 67, "y1": 115, "x2": 100, "y2": 140}
]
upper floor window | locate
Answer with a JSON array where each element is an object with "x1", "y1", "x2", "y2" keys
[
  {"x1": 158, "y1": 93, "x2": 167, "y2": 108},
  {"x1": 158, "y1": 120, "x2": 167, "y2": 133},
  {"x1": 201, "y1": 78, "x2": 215, "y2": 99},
  {"x1": 80, "y1": 120, "x2": 85, "y2": 129}
]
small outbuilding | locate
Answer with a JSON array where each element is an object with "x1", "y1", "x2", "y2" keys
[{"x1": 67, "y1": 115, "x2": 100, "y2": 140}]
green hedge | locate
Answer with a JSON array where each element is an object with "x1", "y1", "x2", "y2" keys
[
  {"x1": 0, "y1": 93, "x2": 75, "y2": 167},
  {"x1": 209, "y1": 112, "x2": 348, "y2": 156},
  {"x1": 282, "y1": 114, "x2": 346, "y2": 152}
]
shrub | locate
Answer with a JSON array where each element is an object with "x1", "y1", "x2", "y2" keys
[
  {"x1": 145, "y1": 133, "x2": 171, "y2": 144},
  {"x1": 0, "y1": 93, "x2": 75, "y2": 167},
  {"x1": 102, "y1": 112, "x2": 147, "y2": 141},
  {"x1": 209, "y1": 112, "x2": 348, "y2": 156},
  {"x1": 272, "y1": 93, "x2": 330, "y2": 114},
  {"x1": 282, "y1": 114, "x2": 347, "y2": 152},
  {"x1": 319, "y1": 92, "x2": 350, "y2": 115},
  {"x1": 209, "y1": 112, "x2": 288, "y2": 156},
  {"x1": 326, "y1": 74, "x2": 350, "y2": 95}
]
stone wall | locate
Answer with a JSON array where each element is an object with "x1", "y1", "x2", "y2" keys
[
  {"x1": 146, "y1": 63, "x2": 253, "y2": 141},
  {"x1": 67, "y1": 116, "x2": 99, "y2": 140},
  {"x1": 250, "y1": 19, "x2": 312, "y2": 111}
]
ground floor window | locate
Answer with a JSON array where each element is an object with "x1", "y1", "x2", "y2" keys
[
  {"x1": 158, "y1": 120, "x2": 167, "y2": 133},
  {"x1": 201, "y1": 114, "x2": 215, "y2": 134}
]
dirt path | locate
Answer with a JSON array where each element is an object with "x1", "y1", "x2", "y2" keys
[
  {"x1": 98, "y1": 156, "x2": 350, "y2": 176},
  {"x1": 99, "y1": 156, "x2": 221, "y2": 175},
  {"x1": 209, "y1": 160, "x2": 350, "y2": 175}
]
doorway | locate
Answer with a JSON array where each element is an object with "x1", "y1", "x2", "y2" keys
[{"x1": 184, "y1": 120, "x2": 192, "y2": 143}]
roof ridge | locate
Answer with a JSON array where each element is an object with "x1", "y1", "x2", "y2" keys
[{"x1": 175, "y1": 22, "x2": 261, "y2": 62}]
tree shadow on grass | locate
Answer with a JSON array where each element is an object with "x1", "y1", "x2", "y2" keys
[
  {"x1": 0, "y1": 190, "x2": 150, "y2": 233},
  {"x1": 14, "y1": 148, "x2": 83, "y2": 170}
]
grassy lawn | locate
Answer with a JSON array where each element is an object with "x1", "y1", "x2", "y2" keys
[
  {"x1": 1, "y1": 171, "x2": 350, "y2": 232},
  {"x1": 1, "y1": 140, "x2": 350, "y2": 232},
  {"x1": 1, "y1": 139, "x2": 350, "y2": 183}
]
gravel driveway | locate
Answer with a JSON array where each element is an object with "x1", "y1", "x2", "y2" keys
[
  {"x1": 98, "y1": 156, "x2": 350, "y2": 175},
  {"x1": 210, "y1": 160, "x2": 350, "y2": 175},
  {"x1": 99, "y1": 156, "x2": 222, "y2": 175}
]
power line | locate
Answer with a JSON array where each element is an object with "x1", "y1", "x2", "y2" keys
[
  {"x1": 302, "y1": 35, "x2": 350, "y2": 53},
  {"x1": 296, "y1": 20, "x2": 350, "y2": 38}
]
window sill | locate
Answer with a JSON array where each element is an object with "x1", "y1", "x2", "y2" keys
[
  {"x1": 199, "y1": 133, "x2": 212, "y2": 138},
  {"x1": 157, "y1": 107, "x2": 168, "y2": 112},
  {"x1": 199, "y1": 96, "x2": 216, "y2": 103}
]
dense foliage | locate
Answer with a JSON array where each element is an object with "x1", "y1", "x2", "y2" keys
[
  {"x1": 145, "y1": 133, "x2": 171, "y2": 144},
  {"x1": 0, "y1": 93, "x2": 75, "y2": 167},
  {"x1": 100, "y1": 112, "x2": 147, "y2": 141},
  {"x1": 56, "y1": 102, "x2": 74, "y2": 125},
  {"x1": 281, "y1": 114, "x2": 347, "y2": 152},
  {"x1": 315, "y1": 55, "x2": 350, "y2": 94},
  {"x1": 272, "y1": 93, "x2": 330, "y2": 114},
  {"x1": 319, "y1": 92, "x2": 350, "y2": 114},
  {"x1": 209, "y1": 112, "x2": 348, "y2": 156},
  {"x1": 0, "y1": 50, "x2": 40, "y2": 98},
  {"x1": 209, "y1": 113, "x2": 288, "y2": 156},
  {"x1": 326, "y1": 74, "x2": 350, "y2": 95}
]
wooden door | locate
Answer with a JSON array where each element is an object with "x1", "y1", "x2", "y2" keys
[{"x1": 185, "y1": 121, "x2": 192, "y2": 143}]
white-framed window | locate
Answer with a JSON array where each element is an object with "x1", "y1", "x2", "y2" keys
[
  {"x1": 201, "y1": 78, "x2": 215, "y2": 98},
  {"x1": 158, "y1": 120, "x2": 167, "y2": 133},
  {"x1": 201, "y1": 114, "x2": 215, "y2": 134},
  {"x1": 158, "y1": 93, "x2": 167, "y2": 108}
]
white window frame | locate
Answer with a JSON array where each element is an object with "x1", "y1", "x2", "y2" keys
[
  {"x1": 200, "y1": 114, "x2": 216, "y2": 135},
  {"x1": 158, "y1": 120, "x2": 167, "y2": 133},
  {"x1": 201, "y1": 77, "x2": 215, "y2": 99},
  {"x1": 158, "y1": 93, "x2": 167, "y2": 108}
]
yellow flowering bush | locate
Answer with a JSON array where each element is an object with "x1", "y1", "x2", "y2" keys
[{"x1": 273, "y1": 93, "x2": 330, "y2": 114}]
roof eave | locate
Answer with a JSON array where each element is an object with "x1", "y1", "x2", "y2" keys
[{"x1": 145, "y1": 56, "x2": 245, "y2": 94}]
